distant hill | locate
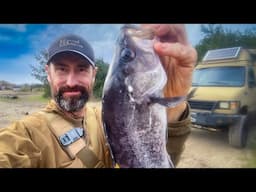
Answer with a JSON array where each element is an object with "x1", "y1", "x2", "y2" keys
[
  {"x1": 0, "y1": 80, "x2": 43, "y2": 91},
  {"x1": 0, "y1": 80, "x2": 16, "y2": 90}
]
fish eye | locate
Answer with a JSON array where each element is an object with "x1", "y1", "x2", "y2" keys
[{"x1": 120, "y1": 48, "x2": 136, "y2": 62}]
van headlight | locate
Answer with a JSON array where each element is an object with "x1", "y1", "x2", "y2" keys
[
  {"x1": 218, "y1": 101, "x2": 240, "y2": 110},
  {"x1": 219, "y1": 102, "x2": 229, "y2": 109}
]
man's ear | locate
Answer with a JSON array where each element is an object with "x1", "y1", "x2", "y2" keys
[
  {"x1": 92, "y1": 66, "x2": 98, "y2": 83},
  {"x1": 45, "y1": 64, "x2": 51, "y2": 83}
]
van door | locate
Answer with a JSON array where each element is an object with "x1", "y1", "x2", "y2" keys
[{"x1": 247, "y1": 66, "x2": 256, "y2": 119}]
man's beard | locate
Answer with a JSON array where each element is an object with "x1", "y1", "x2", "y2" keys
[{"x1": 54, "y1": 85, "x2": 89, "y2": 112}]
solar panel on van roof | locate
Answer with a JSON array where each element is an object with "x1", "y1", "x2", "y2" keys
[{"x1": 203, "y1": 47, "x2": 241, "y2": 61}]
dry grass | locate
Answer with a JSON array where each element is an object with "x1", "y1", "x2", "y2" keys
[{"x1": 0, "y1": 91, "x2": 102, "y2": 128}]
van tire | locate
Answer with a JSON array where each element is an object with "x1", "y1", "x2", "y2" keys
[{"x1": 228, "y1": 115, "x2": 248, "y2": 148}]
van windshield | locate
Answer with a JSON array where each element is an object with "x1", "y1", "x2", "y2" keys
[{"x1": 192, "y1": 66, "x2": 245, "y2": 87}]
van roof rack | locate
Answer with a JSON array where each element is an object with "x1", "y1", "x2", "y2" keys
[{"x1": 203, "y1": 47, "x2": 241, "y2": 62}]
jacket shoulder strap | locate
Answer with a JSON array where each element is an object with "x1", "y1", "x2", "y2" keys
[{"x1": 38, "y1": 111, "x2": 105, "y2": 168}]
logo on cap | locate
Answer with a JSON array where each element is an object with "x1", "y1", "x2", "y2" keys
[
  {"x1": 47, "y1": 34, "x2": 95, "y2": 67},
  {"x1": 59, "y1": 39, "x2": 84, "y2": 49}
]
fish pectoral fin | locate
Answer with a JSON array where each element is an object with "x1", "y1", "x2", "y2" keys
[{"x1": 149, "y1": 96, "x2": 186, "y2": 108}]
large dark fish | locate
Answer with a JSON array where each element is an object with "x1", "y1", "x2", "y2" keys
[{"x1": 102, "y1": 24, "x2": 185, "y2": 168}]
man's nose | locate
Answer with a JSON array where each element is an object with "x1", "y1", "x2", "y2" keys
[{"x1": 66, "y1": 72, "x2": 78, "y2": 87}]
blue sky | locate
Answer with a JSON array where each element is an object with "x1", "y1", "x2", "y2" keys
[{"x1": 0, "y1": 24, "x2": 256, "y2": 84}]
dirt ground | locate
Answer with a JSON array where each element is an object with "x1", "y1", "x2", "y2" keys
[
  {"x1": 0, "y1": 91, "x2": 47, "y2": 127},
  {"x1": 0, "y1": 91, "x2": 255, "y2": 168},
  {"x1": 177, "y1": 126, "x2": 256, "y2": 168}
]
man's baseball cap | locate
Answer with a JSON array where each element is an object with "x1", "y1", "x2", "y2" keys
[{"x1": 47, "y1": 34, "x2": 95, "y2": 67}]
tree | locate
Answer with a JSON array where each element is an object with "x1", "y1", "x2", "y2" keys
[
  {"x1": 31, "y1": 51, "x2": 109, "y2": 99},
  {"x1": 93, "y1": 59, "x2": 109, "y2": 99},
  {"x1": 31, "y1": 49, "x2": 50, "y2": 98},
  {"x1": 195, "y1": 24, "x2": 256, "y2": 61}
]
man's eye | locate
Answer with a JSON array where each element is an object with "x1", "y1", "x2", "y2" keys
[
  {"x1": 79, "y1": 66, "x2": 90, "y2": 72},
  {"x1": 56, "y1": 67, "x2": 67, "y2": 72}
]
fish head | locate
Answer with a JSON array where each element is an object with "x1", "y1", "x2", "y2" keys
[{"x1": 105, "y1": 24, "x2": 167, "y2": 102}]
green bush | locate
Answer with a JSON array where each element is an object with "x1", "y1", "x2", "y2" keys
[
  {"x1": 93, "y1": 59, "x2": 109, "y2": 99},
  {"x1": 43, "y1": 84, "x2": 51, "y2": 98}
]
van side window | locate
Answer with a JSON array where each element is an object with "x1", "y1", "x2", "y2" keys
[{"x1": 248, "y1": 67, "x2": 256, "y2": 87}]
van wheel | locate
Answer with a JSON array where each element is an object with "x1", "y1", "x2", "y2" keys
[{"x1": 228, "y1": 115, "x2": 248, "y2": 148}]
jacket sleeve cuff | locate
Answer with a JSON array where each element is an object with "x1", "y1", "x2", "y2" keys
[{"x1": 168, "y1": 102, "x2": 191, "y2": 137}]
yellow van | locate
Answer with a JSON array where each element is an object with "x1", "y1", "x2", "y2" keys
[{"x1": 188, "y1": 47, "x2": 256, "y2": 148}]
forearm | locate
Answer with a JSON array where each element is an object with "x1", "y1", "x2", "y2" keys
[{"x1": 166, "y1": 102, "x2": 191, "y2": 167}]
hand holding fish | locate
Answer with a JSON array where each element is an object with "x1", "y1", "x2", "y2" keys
[{"x1": 141, "y1": 24, "x2": 198, "y2": 122}]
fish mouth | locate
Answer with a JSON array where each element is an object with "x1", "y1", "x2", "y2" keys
[{"x1": 122, "y1": 24, "x2": 155, "y2": 40}]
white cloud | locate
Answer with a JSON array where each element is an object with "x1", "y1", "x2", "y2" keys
[{"x1": 0, "y1": 24, "x2": 27, "y2": 32}]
